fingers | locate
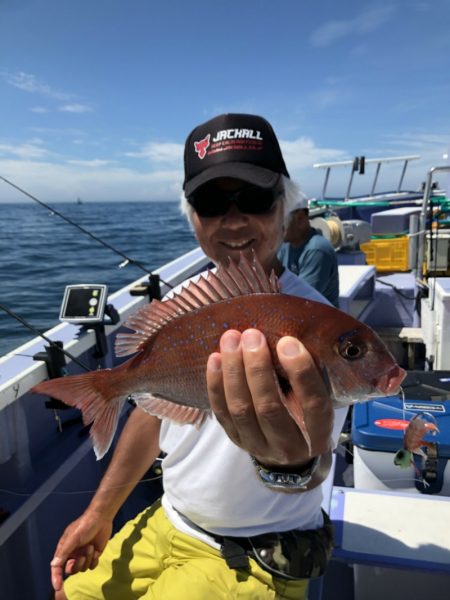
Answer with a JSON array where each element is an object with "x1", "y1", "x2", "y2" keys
[
  {"x1": 207, "y1": 330, "x2": 334, "y2": 464},
  {"x1": 207, "y1": 330, "x2": 247, "y2": 447},
  {"x1": 207, "y1": 329, "x2": 310, "y2": 463},
  {"x1": 50, "y1": 558, "x2": 64, "y2": 592},
  {"x1": 277, "y1": 337, "x2": 334, "y2": 455},
  {"x1": 50, "y1": 544, "x2": 98, "y2": 591},
  {"x1": 239, "y1": 330, "x2": 306, "y2": 459},
  {"x1": 51, "y1": 531, "x2": 77, "y2": 591}
]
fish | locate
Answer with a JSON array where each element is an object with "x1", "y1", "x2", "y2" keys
[
  {"x1": 394, "y1": 414, "x2": 439, "y2": 469},
  {"x1": 32, "y1": 253, "x2": 405, "y2": 459}
]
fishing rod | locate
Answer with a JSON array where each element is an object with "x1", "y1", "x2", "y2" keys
[
  {"x1": 0, "y1": 175, "x2": 174, "y2": 290},
  {"x1": 0, "y1": 302, "x2": 91, "y2": 372}
]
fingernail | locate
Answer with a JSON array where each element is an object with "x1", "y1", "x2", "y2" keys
[
  {"x1": 221, "y1": 331, "x2": 240, "y2": 352},
  {"x1": 279, "y1": 338, "x2": 301, "y2": 357},
  {"x1": 242, "y1": 329, "x2": 262, "y2": 350},
  {"x1": 207, "y1": 354, "x2": 222, "y2": 372}
]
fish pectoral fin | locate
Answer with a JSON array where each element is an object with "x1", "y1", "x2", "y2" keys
[
  {"x1": 279, "y1": 389, "x2": 312, "y2": 456},
  {"x1": 89, "y1": 400, "x2": 124, "y2": 460},
  {"x1": 133, "y1": 393, "x2": 209, "y2": 427}
]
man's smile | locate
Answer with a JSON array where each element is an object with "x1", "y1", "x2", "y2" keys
[{"x1": 220, "y1": 238, "x2": 255, "y2": 250}]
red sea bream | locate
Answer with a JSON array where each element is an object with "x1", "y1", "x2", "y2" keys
[{"x1": 33, "y1": 255, "x2": 405, "y2": 459}]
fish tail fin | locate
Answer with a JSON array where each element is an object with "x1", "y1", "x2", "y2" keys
[
  {"x1": 280, "y1": 389, "x2": 312, "y2": 456},
  {"x1": 32, "y1": 368, "x2": 128, "y2": 459}
]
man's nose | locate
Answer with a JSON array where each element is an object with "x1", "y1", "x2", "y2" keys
[{"x1": 221, "y1": 202, "x2": 249, "y2": 224}]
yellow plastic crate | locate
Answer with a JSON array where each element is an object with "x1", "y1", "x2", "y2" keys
[{"x1": 360, "y1": 236, "x2": 410, "y2": 272}]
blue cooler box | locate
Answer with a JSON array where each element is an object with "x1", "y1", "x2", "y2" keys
[{"x1": 352, "y1": 371, "x2": 450, "y2": 495}]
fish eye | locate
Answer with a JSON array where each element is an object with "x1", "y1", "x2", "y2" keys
[{"x1": 338, "y1": 338, "x2": 366, "y2": 361}]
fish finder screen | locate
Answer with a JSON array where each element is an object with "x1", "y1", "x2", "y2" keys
[{"x1": 60, "y1": 285, "x2": 108, "y2": 323}]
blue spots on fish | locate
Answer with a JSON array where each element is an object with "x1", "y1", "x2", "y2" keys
[
  {"x1": 223, "y1": 322, "x2": 229, "y2": 330},
  {"x1": 338, "y1": 329, "x2": 359, "y2": 343}
]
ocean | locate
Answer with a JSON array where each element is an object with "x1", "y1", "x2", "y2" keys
[{"x1": 0, "y1": 201, "x2": 198, "y2": 357}]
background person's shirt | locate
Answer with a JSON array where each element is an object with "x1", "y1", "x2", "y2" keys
[{"x1": 278, "y1": 230, "x2": 339, "y2": 307}]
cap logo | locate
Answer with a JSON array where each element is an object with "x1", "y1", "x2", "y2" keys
[
  {"x1": 212, "y1": 129, "x2": 263, "y2": 142},
  {"x1": 194, "y1": 134, "x2": 210, "y2": 160}
]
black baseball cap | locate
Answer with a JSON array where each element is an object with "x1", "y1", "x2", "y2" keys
[{"x1": 183, "y1": 113, "x2": 290, "y2": 196}]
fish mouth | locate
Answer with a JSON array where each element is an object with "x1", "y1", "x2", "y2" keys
[
  {"x1": 375, "y1": 364, "x2": 406, "y2": 396},
  {"x1": 330, "y1": 364, "x2": 407, "y2": 406}
]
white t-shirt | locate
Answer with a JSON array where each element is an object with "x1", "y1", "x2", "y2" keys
[{"x1": 159, "y1": 268, "x2": 347, "y2": 545}]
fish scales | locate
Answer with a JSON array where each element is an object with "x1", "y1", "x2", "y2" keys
[{"x1": 125, "y1": 294, "x2": 322, "y2": 409}]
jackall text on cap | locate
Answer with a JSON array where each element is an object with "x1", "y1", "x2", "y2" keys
[{"x1": 183, "y1": 113, "x2": 290, "y2": 196}]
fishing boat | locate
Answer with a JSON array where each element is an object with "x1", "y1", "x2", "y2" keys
[{"x1": 1, "y1": 156, "x2": 449, "y2": 599}]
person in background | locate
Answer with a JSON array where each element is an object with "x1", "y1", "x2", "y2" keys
[
  {"x1": 51, "y1": 113, "x2": 348, "y2": 600},
  {"x1": 278, "y1": 195, "x2": 340, "y2": 307}
]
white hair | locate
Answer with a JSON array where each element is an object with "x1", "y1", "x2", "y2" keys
[{"x1": 179, "y1": 175, "x2": 307, "y2": 229}]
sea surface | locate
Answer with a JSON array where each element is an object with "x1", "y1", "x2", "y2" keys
[{"x1": 0, "y1": 201, "x2": 198, "y2": 357}]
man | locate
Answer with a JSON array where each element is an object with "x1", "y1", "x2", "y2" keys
[
  {"x1": 52, "y1": 113, "x2": 347, "y2": 600},
  {"x1": 278, "y1": 195, "x2": 340, "y2": 307}
]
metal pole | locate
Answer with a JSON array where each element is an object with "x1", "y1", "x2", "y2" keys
[
  {"x1": 371, "y1": 162, "x2": 381, "y2": 196},
  {"x1": 322, "y1": 167, "x2": 330, "y2": 199},
  {"x1": 398, "y1": 159, "x2": 409, "y2": 192}
]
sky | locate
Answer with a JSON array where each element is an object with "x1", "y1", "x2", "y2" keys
[{"x1": 1, "y1": 0, "x2": 450, "y2": 203}]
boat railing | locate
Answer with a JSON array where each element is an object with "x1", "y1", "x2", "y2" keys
[
  {"x1": 0, "y1": 246, "x2": 209, "y2": 412},
  {"x1": 313, "y1": 155, "x2": 421, "y2": 201},
  {"x1": 416, "y1": 164, "x2": 450, "y2": 280}
]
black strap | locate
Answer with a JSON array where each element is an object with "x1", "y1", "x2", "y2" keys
[{"x1": 220, "y1": 538, "x2": 250, "y2": 570}]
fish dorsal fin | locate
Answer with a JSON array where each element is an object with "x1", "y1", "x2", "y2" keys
[{"x1": 115, "y1": 252, "x2": 280, "y2": 357}]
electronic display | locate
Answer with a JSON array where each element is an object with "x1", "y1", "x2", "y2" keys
[{"x1": 59, "y1": 284, "x2": 108, "y2": 323}]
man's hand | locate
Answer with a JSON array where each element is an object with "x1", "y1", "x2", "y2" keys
[
  {"x1": 206, "y1": 329, "x2": 333, "y2": 470},
  {"x1": 50, "y1": 510, "x2": 112, "y2": 592}
]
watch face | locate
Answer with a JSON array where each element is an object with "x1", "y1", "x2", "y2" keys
[{"x1": 251, "y1": 455, "x2": 319, "y2": 489}]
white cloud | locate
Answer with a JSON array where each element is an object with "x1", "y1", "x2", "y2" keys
[
  {"x1": 31, "y1": 127, "x2": 85, "y2": 136},
  {"x1": 312, "y1": 88, "x2": 345, "y2": 109},
  {"x1": 280, "y1": 137, "x2": 347, "y2": 170},
  {"x1": 0, "y1": 158, "x2": 184, "y2": 203},
  {"x1": 384, "y1": 132, "x2": 450, "y2": 151},
  {"x1": 279, "y1": 136, "x2": 349, "y2": 195},
  {"x1": 310, "y1": 6, "x2": 395, "y2": 47},
  {"x1": 59, "y1": 104, "x2": 93, "y2": 113},
  {"x1": 2, "y1": 71, "x2": 73, "y2": 100},
  {"x1": 380, "y1": 132, "x2": 450, "y2": 183},
  {"x1": 31, "y1": 106, "x2": 49, "y2": 113},
  {"x1": 67, "y1": 159, "x2": 114, "y2": 167},
  {"x1": 1, "y1": 131, "x2": 446, "y2": 203},
  {"x1": 0, "y1": 141, "x2": 49, "y2": 159},
  {"x1": 125, "y1": 142, "x2": 183, "y2": 164}
]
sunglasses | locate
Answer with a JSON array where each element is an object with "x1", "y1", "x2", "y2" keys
[{"x1": 187, "y1": 184, "x2": 279, "y2": 218}]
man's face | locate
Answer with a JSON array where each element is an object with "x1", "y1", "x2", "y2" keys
[
  {"x1": 190, "y1": 178, "x2": 285, "y2": 274},
  {"x1": 284, "y1": 209, "x2": 309, "y2": 244}
]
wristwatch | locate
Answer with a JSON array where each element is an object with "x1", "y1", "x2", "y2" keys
[{"x1": 250, "y1": 455, "x2": 320, "y2": 490}]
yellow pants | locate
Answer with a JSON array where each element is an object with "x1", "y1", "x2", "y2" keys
[{"x1": 64, "y1": 502, "x2": 308, "y2": 599}]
